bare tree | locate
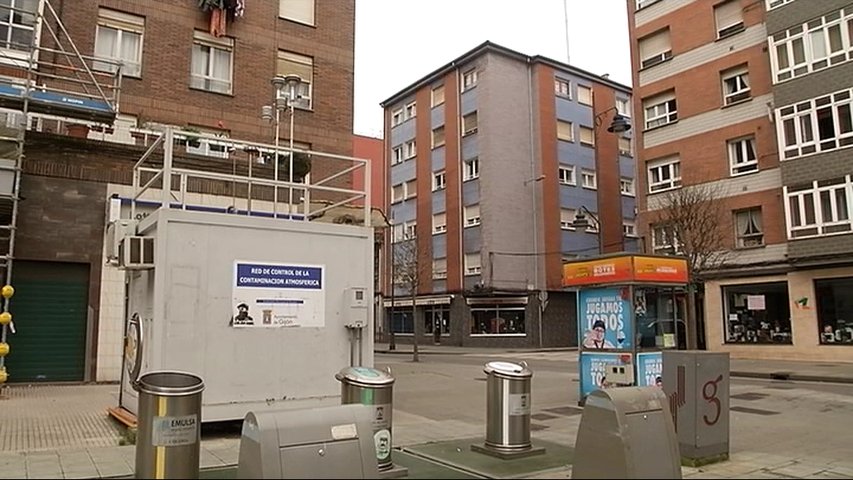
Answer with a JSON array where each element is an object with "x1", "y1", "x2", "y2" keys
[
  {"x1": 652, "y1": 183, "x2": 730, "y2": 349},
  {"x1": 393, "y1": 237, "x2": 425, "y2": 362}
]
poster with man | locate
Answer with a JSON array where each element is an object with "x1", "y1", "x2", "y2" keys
[
  {"x1": 231, "y1": 261, "x2": 325, "y2": 328},
  {"x1": 636, "y1": 351, "x2": 663, "y2": 387},
  {"x1": 579, "y1": 352, "x2": 626, "y2": 400},
  {"x1": 578, "y1": 287, "x2": 633, "y2": 350}
]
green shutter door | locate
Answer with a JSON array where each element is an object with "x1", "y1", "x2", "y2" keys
[{"x1": 5, "y1": 261, "x2": 89, "y2": 382}]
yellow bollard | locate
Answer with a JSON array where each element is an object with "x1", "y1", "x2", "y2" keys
[
  {"x1": 0, "y1": 367, "x2": 7, "y2": 384},
  {"x1": 0, "y1": 312, "x2": 9, "y2": 325},
  {"x1": 0, "y1": 343, "x2": 8, "y2": 357},
  {"x1": 1, "y1": 285, "x2": 13, "y2": 299}
]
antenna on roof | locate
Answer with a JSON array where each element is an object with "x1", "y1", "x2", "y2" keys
[{"x1": 563, "y1": 0, "x2": 571, "y2": 64}]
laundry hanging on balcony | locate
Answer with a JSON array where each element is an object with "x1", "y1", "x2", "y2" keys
[{"x1": 198, "y1": 0, "x2": 245, "y2": 38}]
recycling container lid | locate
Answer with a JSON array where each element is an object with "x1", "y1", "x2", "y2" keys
[
  {"x1": 335, "y1": 366, "x2": 395, "y2": 386},
  {"x1": 483, "y1": 360, "x2": 532, "y2": 378}
]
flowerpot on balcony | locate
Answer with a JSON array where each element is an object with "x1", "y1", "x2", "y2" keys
[{"x1": 66, "y1": 124, "x2": 90, "y2": 139}]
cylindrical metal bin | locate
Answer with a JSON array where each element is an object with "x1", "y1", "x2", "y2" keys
[
  {"x1": 135, "y1": 371, "x2": 205, "y2": 479},
  {"x1": 483, "y1": 360, "x2": 533, "y2": 452},
  {"x1": 335, "y1": 366, "x2": 395, "y2": 471}
]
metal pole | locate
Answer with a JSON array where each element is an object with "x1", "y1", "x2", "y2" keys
[
  {"x1": 389, "y1": 222, "x2": 396, "y2": 350},
  {"x1": 162, "y1": 128, "x2": 174, "y2": 210},
  {"x1": 288, "y1": 103, "x2": 295, "y2": 217},
  {"x1": 274, "y1": 106, "x2": 281, "y2": 217}
]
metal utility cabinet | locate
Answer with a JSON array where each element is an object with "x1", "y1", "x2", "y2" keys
[{"x1": 116, "y1": 128, "x2": 375, "y2": 423}]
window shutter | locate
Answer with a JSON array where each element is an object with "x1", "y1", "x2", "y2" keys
[
  {"x1": 639, "y1": 29, "x2": 671, "y2": 60},
  {"x1": 280, "y1": 0, "x2": 315, "y2": 25},
  {"x1": 714, "y1": 1, "x2": 743, "y2": 31}
]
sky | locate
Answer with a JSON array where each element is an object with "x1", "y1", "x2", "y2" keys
[{"x1": 353, "y1": 0, "x2": 633, "y2": 138}]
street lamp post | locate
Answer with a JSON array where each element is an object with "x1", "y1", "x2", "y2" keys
[{"x1": 263, "y1": 74, "x2": 303, "y2": 217}]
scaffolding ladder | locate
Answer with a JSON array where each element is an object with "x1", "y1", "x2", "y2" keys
[{"x1": 0, "y1": 0, "x2": 122, "y2": 384}]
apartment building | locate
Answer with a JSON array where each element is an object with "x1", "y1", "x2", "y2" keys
[
  {"x1": 3, "y1": 0, "x2": 357, "y2": 383},
  {"x1": 380, "y1": 42, "x2": 636, "y2": 348},
  {"x1": 628, "y1": 0, "x2": 853, "y2": 361}
]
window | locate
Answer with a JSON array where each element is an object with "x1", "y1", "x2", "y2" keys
[
  {"x1": 651, "y1": 224, "x2": 681, "y2": 254},
  {"x1": 389, "y1": 307, "x2": 413, "y2": 334},
  {"x1": 638, "y1": 29, "x2": 672, "y2": 69},
  {"x1": 558, "y1": 165, "x2": 576, "y2": 185},
  {"x1": 619, "y1": 136, "x2": 633, "y2": 156},
  {"x1": 770, "y1": 9, "x2": 853, "y2": 83},
  {"x1": 190, "y1": 32, "x2": 233, "y2": 94},
  {"x1": 432, "y1": 212, "x2": 447, "y2": 234},
  {"x1": 405, "y1": 140, "x2": 416, "y2": 159},
  {"x1": 623, "y1": 221, "x2": 637, "y2": 237},
  {"x1": 557, "y1": 120, "x2": 574, "y2": 141},
  {"x1": 784, "y1": 175, "x2": 852, "y2": 239},
  {"x1": 431, "y1": 85, "x2": 445, "y2": 107},
  {"x1": 185, "y1": 125, "x2": 230, "y2": 159},
  {"x1": 464, "y1": 157, "x2": 480, "y2": 181},
  {"x1": 560, "y1": 208, "x2": 577, "y2": 230},
  {"x1": 424, "y1": 305, "x2": 450, "y2": 334},
  {"x1": 735, "y1": 208, "x2": 764, "y2": 248},
  {"x1": 432, "y1": 258, "x2": 448, "y2": 280},
  {"x1": 404, "y1": 179, "x2": 417, "y2": 199},
  {"x1": 555, "y1": 78, "x2": 571, "y2": 98},
  {"x1": 391, "y1": 108, "x2": 404, "y2": 127},
  {"x1": 636, "y1": 0, "x2": 661, "y2": 9},
  {"x1": 391, "y1": 146, "x2": 404, "y2": 165},
  {"x1": 722, "y1": 67, "x2": 750, "y2": 105},
  {"x1": 462, "y1": 69, "x2": 478, "y2": 91},
  {"x1": 462, "y1": 111, "x2": 478, "y2": 135},
  {"x1": 620, "y1": 177, "x2": 635, "y2": 196},
  {"x1": 94, "y1": 9, "x2": 143, "y2": 77},
  {"x1": 464, "y1": 253, "x2": 481, "y2": 275},
  {"x1": 276, "y1": 51, "x2": 313, "y2": 108},
  {"x1": 391, "y1": 184, "x2": 405, "y2": 203},
  {"x1": 581, "y1": 169, "x2": 597, "y2": 189},
  {"x1": 0, "y1": 0, "x2": 37, "y2": 55},
  {"x1": 644, "y1": 93, "x2": 677, "y2": 129},
  {"x1": 724, "y1": 283, "x2": 792, "y2": 344},
  {"x1": 432, "y1": 170, "x2": 446, "y2": 191},
  {"x1": 432, "y1": 126, "x2": 445, "y2": 148},
  {"x1": 279, "y1": 0, "x2": 314, "y2": 25},
  {"x1": 728, "y1": 136, "x2": 758, "y2": 175},
  {"x1": 464, "y1": 204, "x2": 481, "y2": 227},
  {"x1": 404, "y1": 221, "x2": 417, "y2": 240},
  {"x1": 578, "y1": 85, "x2": 593, "y2": 106},
  {"x1": 579, "y1": 126, "x2": 594, "y2": 146},
  {"x1": 766, "y1": 0, "x2": 795, "y2": 10},
  {"x1": 816, "y1": 277, "x2": 853, "y2": 345},
  {"x1": 647, "y1": 157, "x2": 681, "y2": 192},
  {"x1": 715, "y1": 0, "x2": 744, "y2": 39},
  {"x1": 471, "y1": 304, "x2": 526, "y2": 335},
  {"x1": 616, "y1": 98, "x2": 631, "y2": 117},
  {"x1": 778, "y1": 87, "x2": 853, "y2": 159},
  {"x1": 405, "y1": 101, "x2": 416, "y2": 119}
]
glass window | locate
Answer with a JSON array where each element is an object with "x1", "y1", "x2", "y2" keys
[
  {"x1": 723, "y1": 282, "x2": 792, "y2": 344},
  {"x1": 638, "y1": 29, "x2": 672, "y2": 69},
  {"x1": 578, "y1": 85, "x2": 593, "y2": 105},
  {"x1": 581, "y1": 169, "x2": 597, "y2": 189},
  {"x1": 635, "y1": 287, "x2": 686, "y2": 349},
  {"x1": 557, "y1": 120, "x2": 573, "y2": 141},
  {"x1": 735, "y1": 208, "x2": 764, "y2": 247},
  {"x1": 0, "y1": 0, "x2": 37, "y2": 53},
  {"x1": 816, "y1": 277, "x2": 853, "y2": 344},
  {"x1": 462, "y1": 69, "x2": 478, "y2": 91},
  {"x1": 190, "y1": 32, "x2": 233, "y2": 94},
  {"x1": 431, "y1": 85, "x2": 445, "y2": 107},
  {"x1": 423, "y1": 306, "x2": 450, "y2": 335},
  {"x1": 462, "y1": 111, "x2": 478, "y2": 135},
  {"x1": 555, "y1": 78, "x2": 571, "y2": 98},
  {"x1": 276, "y1": 50, "x2": 313, "y2": 108},
  {"x1": 470, "y1": 305, "x2": 526, "y2": 335},
  {"x1": 432, "y1": 170, "x2": 446, "y2": 191},
  {"x1": 559, "y1": 165, "x2": 575, "y2": 185},
  {"x1": 389, "y1": 307, "x2": 414, "y2": 334},
  {"x1": 464, "y1": 157, "x2": 479, "y2": 181},
  {"x1": 432, "y1": 126, "x2": 445, "y2": 148},
  {"x1": 579, "y1": 126, "x2": 594, "y2": 146},
  {"x1": 94, "y1": 9, "x2": 144, "y2": 77}
]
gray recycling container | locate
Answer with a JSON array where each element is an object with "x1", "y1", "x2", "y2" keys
[
  {"x1": 135, "y1": 371, "x2": 205, "y2": 479},
  {"x1": 483, "y1": 360, "x2": 533, "y2": 451},
  {"x1": 335, "y1": 366, "x2": 395, "y2": 471}
]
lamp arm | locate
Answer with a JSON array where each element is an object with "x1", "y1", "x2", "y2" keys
[
  {"x1": 593, "y1": 106, "x2": 619, "y2": 128},
  {"x1": 578, "y1": 205, "x2": 600, "y2": 227}
]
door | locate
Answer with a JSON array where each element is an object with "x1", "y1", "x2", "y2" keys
[{"x1": 6, "y1": 261, "x2": 89, "y2": 382}]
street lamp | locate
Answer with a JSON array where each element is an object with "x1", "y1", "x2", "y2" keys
[{"x1": 262, "y1": 74, "x2": 303, "y2": 217}]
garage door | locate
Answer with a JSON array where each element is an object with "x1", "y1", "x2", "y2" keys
[{"x1": 5, "y1": 261, "x2": 89, "y2": 382}]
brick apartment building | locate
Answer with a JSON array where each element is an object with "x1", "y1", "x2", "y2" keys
[
  {"x1": 379, "y1": 41, "x2": 636, "y2": 348},
  {"x1": 628, "y1": 0, "x2": 853, "y2": 361},
  {"x1": 2, "y1": 0, "x2": 357, "y2": 383}
]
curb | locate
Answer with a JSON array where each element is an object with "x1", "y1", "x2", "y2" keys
[{"x1": 730, "y1": 371, "x2": 853, "y2": 384}]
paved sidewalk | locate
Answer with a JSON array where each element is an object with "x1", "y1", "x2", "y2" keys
[{"x1": 375, "y1": 343, "x2": 853, "y2": 384}]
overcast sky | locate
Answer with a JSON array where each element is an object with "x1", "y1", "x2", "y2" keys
[{"x1": 353, "y1": 0, "x2": 632, "y2": 138}]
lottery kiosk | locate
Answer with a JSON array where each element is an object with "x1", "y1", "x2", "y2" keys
[{"x1": 563, "y1": 254, "x2": 689, "y2": 404}]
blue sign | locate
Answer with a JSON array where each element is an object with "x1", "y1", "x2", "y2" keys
[
  {"x1": 579, "y1": 352, "x2": 626, "y2": 400},
  {"x1": 578, "y1": 288, "x2": 633, "y2": 350},
  {"x1": 236, "y1": 263, "x2": 322, "y2": 289},
  {"x1": 636, "y1": 352, "x2": 663, "y2": 387}
]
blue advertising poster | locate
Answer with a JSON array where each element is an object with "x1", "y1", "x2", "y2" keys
[
  {"x1": 579, "y1": 352, "x2": 627, "y2": 400},
  {"x1": 578, "y1": 287, "x2": 633, "y2": 350},
  {"x1": 636, "y1": 352, "x2": 663, "y2": 387}
]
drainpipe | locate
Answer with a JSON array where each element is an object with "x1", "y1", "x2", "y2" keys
[{"x1": 526, "y1": 59, "x2": 543, "y2": 348}]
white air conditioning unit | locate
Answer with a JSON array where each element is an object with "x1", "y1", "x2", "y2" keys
[
  {"x1": 105, "y1": 219, "x2": 137, "y2": 265},
  {"x1": 119, "y1": 236, "x2": 155, "y2": 270}
]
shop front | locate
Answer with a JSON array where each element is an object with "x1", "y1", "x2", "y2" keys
[{"x1": 704, "y1": 266, "x2": 853, "y2": 362}]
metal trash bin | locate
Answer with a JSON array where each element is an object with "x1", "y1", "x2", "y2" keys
[
  {"x1": 335, "y1": 367, "x2": 395, "y2": 471},
  {"x1": 135, "y1": 371, "x2": 205, "y2": 479},
  {"x1": 483, "y1": 360, "x2": 533, "y2": 451}
]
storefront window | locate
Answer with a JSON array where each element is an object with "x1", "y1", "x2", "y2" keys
[
  {"x1": 389, "y1": 307, "x2": 414, "y2": 334},
  {"x1": 723, "y1": 282, "x2": 791, "y2": 344},
  {"x1": 470, "y1": 305, "x2": 526, "y2": 335},
  {"x1": 635, "y1": 287, "x2": 686, "y2": 349},
  {"x1": 816, "y1": 277, "x2": 853, "y2": 345},
  {"x1": 423, "y1": 306, "x2": 450, "y2": 335}
]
